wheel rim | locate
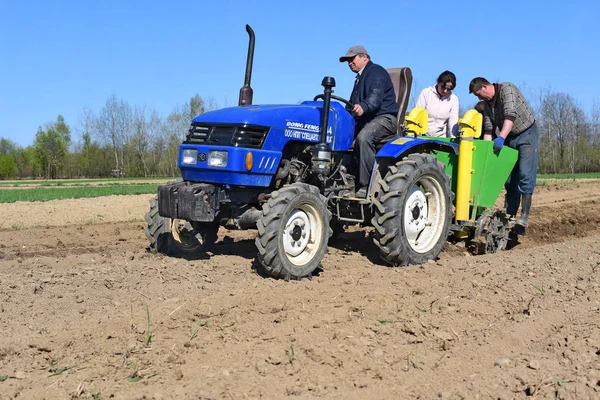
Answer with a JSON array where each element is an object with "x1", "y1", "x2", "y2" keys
[
  {"x1": 402, "y1": 174, "x2": 447, "y2": 253},
  {"x1": 283, "y1": 204, "x2": 323, "y2": 266},
  {"x1": 171, "y1": 219, "x2": 201, "y2": 249}
]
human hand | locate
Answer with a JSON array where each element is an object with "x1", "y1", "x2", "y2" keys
[
  {"x1": 352, "y1": 104, "x2": 364, "y2": 117},
  {"x1": 493, "y1": 137, "x2": 504, "y2": 153}
]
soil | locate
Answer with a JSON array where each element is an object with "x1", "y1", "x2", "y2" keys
[{"x1": 1, "y1": 181, "x2": 599, "y2": 399}]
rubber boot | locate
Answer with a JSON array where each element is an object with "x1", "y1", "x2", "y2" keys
[{"x1": 514, "y1": 193, "x2": 532, "y2": 236}]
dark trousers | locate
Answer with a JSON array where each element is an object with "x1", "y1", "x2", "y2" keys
[
  {"x1": 354, "y1": 114, "x2": 397, "y2": 187},
  {"x1": 504, "y1": 122, "x2": 539, "y2": 215}
]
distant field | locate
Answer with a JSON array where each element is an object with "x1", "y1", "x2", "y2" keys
[
  {"x1": 0, "y1": 177, "x2": 175, "y2": 187},
  {"x1": 538, "y1": 172, "x2": 600, "y2": 179},
  {"x1": 0, "y1": 173, "x2": 598, "y2": 203},
  {"x1": 0, "y1": 184, "x2": 161, "y2": 203},
  {"x1": 0, "y1": 177, "x2": 179, "y2": 203},
  {"x1": 537, "y1": 172, "x2": 600, "y2": 186}
]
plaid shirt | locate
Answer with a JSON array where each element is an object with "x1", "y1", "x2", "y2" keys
[{"x1": 483, "y1": 82, "x2": 535, "y2": 136}]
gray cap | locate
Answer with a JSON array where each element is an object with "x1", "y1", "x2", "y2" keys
[{"x1": 339, "y1": 45, "x2": 367, "y2": 62}]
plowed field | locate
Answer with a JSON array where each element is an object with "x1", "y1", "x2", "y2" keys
[{"x1": 1, "y1": 181, "x2": 599, "y2": 399}]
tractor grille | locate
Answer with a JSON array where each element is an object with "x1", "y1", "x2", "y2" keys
[{"x1": 185, "y1": 123, "x2": 269, "y2": 149}]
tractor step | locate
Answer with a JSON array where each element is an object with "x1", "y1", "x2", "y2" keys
[{"x1": 332, "y1": 197, "x2": 370, "y2": 223}]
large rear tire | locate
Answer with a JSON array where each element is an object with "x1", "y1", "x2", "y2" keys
[
  {"x1": 372, "y1": 154, "x2": 452, "y2": 266},
  {"x1": 145, "y1": 196, "x2": 218, "y2": 256},
  {"x1": 255, "y1": 183, "x2": 332, "y2": 280}
]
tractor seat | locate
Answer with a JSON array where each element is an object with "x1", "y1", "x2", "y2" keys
[{"x1": 376, "y1": 67, "x2": 413, "y2": 150}]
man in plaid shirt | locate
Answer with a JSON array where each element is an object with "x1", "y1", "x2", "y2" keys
[{"x1": 469, "y1": 77, "x2": 539, "y2": 236}]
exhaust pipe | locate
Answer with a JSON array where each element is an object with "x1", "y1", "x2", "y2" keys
[
  {"x1": 312, "y1": 77, "x2": 335, "y2": 176},
  {"x1": 238, "y1": 25, "x2": 255, "y2": 106}
]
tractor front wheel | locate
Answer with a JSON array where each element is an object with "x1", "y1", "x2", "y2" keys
[
  {"x1": 145, "y1": 195, "x2": 219, "y2": 256},
  {"x1": 372, "y1": 154, "x2": 452, "y2": 266},
  {"x1": 255, "y1": 183, "x2": 332, "y2": 280}
]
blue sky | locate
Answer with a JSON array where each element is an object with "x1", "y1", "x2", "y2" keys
[{"x1": 1, "y1": 0, "x2": 599, "y2": 147}]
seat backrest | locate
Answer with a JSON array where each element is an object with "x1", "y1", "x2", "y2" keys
[{"x1": 386, "y1": 67, "x2": 413, "y2": 131}]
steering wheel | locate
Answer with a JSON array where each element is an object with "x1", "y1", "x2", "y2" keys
[{"x1": 313, "y1": 94, "x2": 353, "y2": 109}]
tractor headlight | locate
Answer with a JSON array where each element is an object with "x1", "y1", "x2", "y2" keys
[
  {"x1": 182, "y1": 149, "x2": 198, "y2": 165},
  {"x1": 208, "y1": 150, "x2": 228, "y2": 168}
]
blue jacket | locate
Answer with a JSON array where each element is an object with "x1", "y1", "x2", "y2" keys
[{"x1": 349, "y1": 61, "x2": 398, "y2": 123}]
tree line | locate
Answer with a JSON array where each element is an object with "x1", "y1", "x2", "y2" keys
[
  {"x1": 0, "y1": 94, "x2": 216, "y2": 179},
  {"x1": 1, "y1": 89, "x2": 599, "y2": 180}
]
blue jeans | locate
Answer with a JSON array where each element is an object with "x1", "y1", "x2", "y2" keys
[
  {"x1": 354, "y1": 114, "x2": 397, "y2": 187},
  {"x1": 504, "y1": 122, "x2": 539, "y2": 215}
]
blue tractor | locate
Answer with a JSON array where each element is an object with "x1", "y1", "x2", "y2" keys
[{"x1": 145, "y1": 25, "x2": 518, "y2": 279}]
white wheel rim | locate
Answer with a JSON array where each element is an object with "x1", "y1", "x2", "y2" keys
[
  {"x1": 171, "y1": 219, "x2": 191, "y2": 244},
  {"x1": 404, "y1": 186, "x2": 428, "y2": 242},
  {"x1": 283, "y1": 204, "x2": 322, "y2": 265},
  {"x1": 402, "y1": 175, "x2": 447, "y2": 253},
  {"x1": 170, "y1": 219, "x2": 202, "y2": 248}
]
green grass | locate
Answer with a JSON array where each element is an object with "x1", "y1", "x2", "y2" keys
[
  {"x1": 537, "y1": 172, "x2": 600, "y2": 180},
  {"x1": 144, "y1": 304, "x2": 152, "y2": 346},
  {"x1": 1, "y1": 172, "x2": 597, "y2": 203},
  {"x1": 0, "y1": 184, "x2": 159, "y2": 203},
  {"x1": 0, "y1": 177, "x2": 175, "y2": 187}
]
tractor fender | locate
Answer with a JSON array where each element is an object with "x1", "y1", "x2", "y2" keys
[{"x1": 376, "y1": 137, "x2": 459, "y2": 159}]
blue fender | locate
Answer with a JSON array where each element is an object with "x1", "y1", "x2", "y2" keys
[{"x1": 376, "y1": 136, "x2": 460, "y2": 159}]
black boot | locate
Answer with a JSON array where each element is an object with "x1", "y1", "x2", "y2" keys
[{"x1": 514, "y1": 193, "x2": 532, "y2": 236}]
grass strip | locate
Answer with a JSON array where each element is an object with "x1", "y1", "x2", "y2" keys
[
  {"x1": 537, "y1": 172, "x2": 600, "y2": 180},
  {"x1": 0, "y1": 184, "x2": 159, "y2": 203},
  {"x1": 0, "y1": 177, "x2": 175, "y2": 187}
]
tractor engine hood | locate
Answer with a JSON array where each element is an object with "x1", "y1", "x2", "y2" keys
[{"x1": 192, "y1": 102, "x2": 350, "y2": 132}]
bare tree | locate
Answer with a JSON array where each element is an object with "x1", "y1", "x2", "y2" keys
[
  {"x1": 131, "y1": 106, "x2": 148, "y2": 177},
  {"x1": 93, "y1": 94, "x2": 132, "y2": 174},
  {"x1": 189, "y1": 94, "x2": 206, "y2": 120},
  {"x1": 149, "y1": 132, "x2": 167, "y2": 176},
  {"x1": 205, "y1": 96, "x2": 220, "y2": 112},
  {"x1": 160, "y1": 95, "x2": 213, "y2": 176},
  {"x1": 592, "y1": 97, "x2": 600, "y2": 141},
  {"x1": 587, "y1": 97, "x2": 600, "y2": 171},
  {"x1": 407, "y1": 77, "x2": 423, "y2": 111},
  {"x1": 129, "y1": 106, "x2": 163, "y2": 177},
  {"x1": 163, "y1": 106, "x2": 188, "y2": 176},
  {"x1": 540, "y1": 92, "x2": 587, "y2": 173},
  {"x1": 75, "y1": 107, "x2": 96, "y2": 177}
]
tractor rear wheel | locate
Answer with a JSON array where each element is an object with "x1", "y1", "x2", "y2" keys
[
  {"x1": 145, "y1": 195, "x2": 218, "y2": 256},
  {"x1": 255, "y1": 183, "x2": 332, "y2": 280},
  {"x1": 372, "y1": 154, "x2": 452, "y2": 266}
]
